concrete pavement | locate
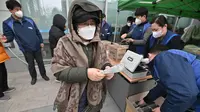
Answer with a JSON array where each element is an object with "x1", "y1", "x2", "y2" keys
[{"x1": 0, "y1": 65, "x2": 121, "y2": 112}]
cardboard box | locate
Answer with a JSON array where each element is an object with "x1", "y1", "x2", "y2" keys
[
  {"x1": 108, "y1": 44, "x2": 128, "y2": 61},
  {"x1": 101, "y1": 40, "x2": 112, "y2": 50},
  {"x1": 125, "y1": 92, "x2": 164, "y2": 112},
  {"x1": 126, "y1": 98, "x2": 137, "y2": 112},
  {"x1": 126, "y1": 92, "x2": 148, "y2": 112},
  {"x1": 122, "y1": 68, "x2": 148, "y2": 79}
]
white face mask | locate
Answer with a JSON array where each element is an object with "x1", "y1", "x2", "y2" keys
[
  {"x1": 135, "y1": 18, "x2": 142, "y2": 25},
  {"x1": 15, "y1": 10, "x2": 23, "y2": 18},
  {"x1": 127, "y1": 22, "x2": 131, "y2": 27},
  {"x1": 78, "y1": 25, "x2": 96, "y2": 40},
  {"x1": 153, "y1": 30, "x2": 163, "y2": 38}
]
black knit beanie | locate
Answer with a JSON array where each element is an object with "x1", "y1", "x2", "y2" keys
[
  {"x1": 72, "y1": 7, "x2": 100, "y2": 24},
  {"x1": 72, "y1": 6, "x2": 100, "y2": 35}
]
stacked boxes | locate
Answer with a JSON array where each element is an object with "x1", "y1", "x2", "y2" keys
[
  {"x1": 108, "y1": 44, "x2": 128, "y2": 61},
  {"x1": 101, "y1": 40, "x2": 112, "y2": 50},
  {"x1": 101, "y1": 41, "x2": 129, "y2": 61}
]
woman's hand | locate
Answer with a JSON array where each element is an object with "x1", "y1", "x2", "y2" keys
[{"x1": 87, "y1": 68, "x2": 106, "y2": 81}]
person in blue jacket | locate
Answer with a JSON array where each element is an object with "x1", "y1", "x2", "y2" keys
[
  {"x1": 100, "y1": 13, "x2": 113, "y2": 41},
  {"x1": 122, "y1": 7, "x2": 151, "y2": 54},
  {"x1": 144, "y1": 15, "x2": 184, "y2": 57},
  {"x1": 140, "y1": 45, "x2": 200, "y2": 112},
  {"x1": 2, "y1": 0, "x2": 49, "y2": 85},
  {"x1": 141, "y1": 16, "x2": 185, "y2": 109}
]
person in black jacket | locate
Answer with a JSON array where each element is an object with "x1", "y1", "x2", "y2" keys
[
  {"x1": 49, "y1": 14, "x2": 66, "y2": 57},
  {"x1": 120, "y1": 16, "x2": 135, "y2": 37}
]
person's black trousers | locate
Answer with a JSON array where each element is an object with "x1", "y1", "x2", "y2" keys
[
  {"x1": 23, "y1": 50, "x2": 46, "y2": 79},
  {"x1": 0, "y1": 62, "x2": 9, "y2": 97}
]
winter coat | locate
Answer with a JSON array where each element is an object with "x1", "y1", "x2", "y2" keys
[
  {"x1": 51, "y1": 0, "x2": 110, "y2": 112},
  {"x1": 147, "y1": 51, "x2": 199, "y2": 112},
  {"x1": 3, "y1": 16, "x2": 43, "y2": 52},
  {"x1": 0, "y1": 42, "x2": 10, "y2": 63},
  {"x1": 49, "y1": 14, "x2": 66, "y2": 55}
]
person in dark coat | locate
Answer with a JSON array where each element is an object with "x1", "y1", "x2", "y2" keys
[
  {"x1": 49, "y1": 14, "x2": 66, "y2": 57},
  {"x1": 140, "y1": 45, "x2": 200, "y2": 112},
  {"x1": 120, "y1": 16, "x2": 135, "y2": 37},
  {"x1": 100, "y1": 13, "x2": 112, "y2": 41}
]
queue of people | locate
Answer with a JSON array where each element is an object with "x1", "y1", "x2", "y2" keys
[{"x1": 119, "y1": 7, "x2": 198, "y2": 112}]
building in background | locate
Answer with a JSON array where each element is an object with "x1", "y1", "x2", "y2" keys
[
  {"x1": 0, "y1": 0, "x2": 196, "y2": 62},
  {"x1": 16, "y1": 0, "x2": 134, "y2": 59}
]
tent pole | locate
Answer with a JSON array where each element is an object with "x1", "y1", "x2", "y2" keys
[
  {"x1": 105, "y1": 0, "x2": 108, "y2": 21},
  {"x1": 66, "y1": 0, "x2": 69, "y2": 18},
  {"x1": 66, "y1": 0, "x2": 69, "y2": 33},
  {"x1": 173, "y1": 16, "x2": 180, "y2": 32},
  {"x1": 113, "y1": 10, "x2": 120, "y2": 43}
]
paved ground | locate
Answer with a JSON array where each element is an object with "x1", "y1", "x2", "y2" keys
[{"x1": 0, "y1": 65, "x2": 121, "y2": 112}]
